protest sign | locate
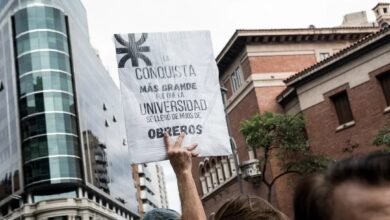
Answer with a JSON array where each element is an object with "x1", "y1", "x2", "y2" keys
[{"x1": 114, "y1": 31, "x2": 231, "y2": 164}]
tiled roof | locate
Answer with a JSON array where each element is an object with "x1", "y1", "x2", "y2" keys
[
  {"x1": 235, "y1": 26, "x2": 378, "y2": 33},
  {"x1": 373, "y1": 2, "x2": 390, "y2": 9},
  {"x1": 284, "y1": 26, "x2": 390, "y2": 86},
  {"x1": 216, "y1": 26, "x2": 378, "y2": 74},
  {"x1": 276, "y1": 87, "x2": 296, "y2": 105}
]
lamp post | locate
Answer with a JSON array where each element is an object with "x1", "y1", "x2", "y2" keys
[{"x1": 220, "y1": 87, "x2": 243, "y2": 194}]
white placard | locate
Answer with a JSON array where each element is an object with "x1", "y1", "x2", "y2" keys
[{"x1": 114, "y1": 31, "x2": 231, "y2": 164}]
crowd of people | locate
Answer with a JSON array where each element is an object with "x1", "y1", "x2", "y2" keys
[{"x1": 142, "y1": 133, "x2": 390, "y2": 220}]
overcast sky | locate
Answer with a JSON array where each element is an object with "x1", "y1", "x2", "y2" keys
[{"x1": 80, "y1": 0, "x2": 381, "y2": 213}]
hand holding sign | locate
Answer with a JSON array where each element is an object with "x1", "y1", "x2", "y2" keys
[
  {"x1": 164, "y1": 132, "x2": 207, "y2": 220},
  {"x1": 164, "y1": 132, "x2": 198, "y2": 175}
]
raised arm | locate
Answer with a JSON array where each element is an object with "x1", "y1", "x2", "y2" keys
[{"x1": 164, "y1": 132, "x2": 207, "y2": 220}]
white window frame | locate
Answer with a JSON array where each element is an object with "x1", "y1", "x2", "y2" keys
[
  {"x1": 231, "y1": 67, "x2": 243, "y2": 93},
  {"x1": 319, "y1": 52, "x2": 331, "y2": 61}
]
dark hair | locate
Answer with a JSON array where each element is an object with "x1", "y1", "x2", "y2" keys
[
  {"x1": 214, "y1": 195, "x2": 289, "y2": 220},
  {"x1": 142, "y1": 208, "x2": 180, "y2": 220},
  {"x1": 293, "y1": 152, "x2": 390, "y2": 220}
]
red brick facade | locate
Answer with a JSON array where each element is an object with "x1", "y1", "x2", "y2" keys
[
  {"x1": 227, "y1": 90, "x2": 259, "y2": 160},
  {"x1": 255, "y1": 87, "x2": 286, "y2": 114},
  {"x1": 249, "y1": 54, "x2": 317, "y2": 73},
  {"x1": 193, "y1": 56, "x2": 326, "y2": 218},
  {"x1": 191, "y1": 27, "x2": 379, "y2": 219},
  {"x1": 303, "y1": 68, "x2": 390, "y2": 159}
]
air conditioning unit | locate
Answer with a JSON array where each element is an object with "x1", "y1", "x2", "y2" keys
[{"x1": 240, "y1": 159, "x2": 262, "y2": 183}]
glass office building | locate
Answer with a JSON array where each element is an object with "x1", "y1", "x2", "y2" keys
[{"x1": 0, "y1": 0, "x2": 138, "y2": 219}]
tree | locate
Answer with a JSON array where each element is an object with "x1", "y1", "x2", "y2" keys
[
  {"x1": 240, "y1": 112, "x2": 330, "y2": 202},
  {"x1": 373, "y1": 123, "x2": 390, "y2": 151}
]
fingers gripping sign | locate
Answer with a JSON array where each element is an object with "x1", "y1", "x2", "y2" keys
[
  {"x1": 163, "y1": 132, "x2": 207, "y2": 220},
  {"x1": 164, "y1": 132, "x2": 198, "y2": 175}
]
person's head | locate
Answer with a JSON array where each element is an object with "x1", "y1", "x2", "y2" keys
[
  {"x1": 294, "y1": 152, "x2": 390, "y2": 220},
  {"x1": 142, "y1": 208, "x2": 180, "y2": 220},
  {"x1": 213, "y1": 195, "x2": 289, "y2": 220}
]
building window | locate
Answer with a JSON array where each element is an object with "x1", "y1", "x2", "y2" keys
[
  {"x1": 231, "y1": 67, "x2": 242, "y2": 93},
  {"x1": 384, "y1": 8, "x2": 388, "y2": 13},
  {"x1": 17, "y1": 51, "x2": 71, "y2": 76},
  {"x1": 378, "y1": 72, "x2": 390, "y2": 106},
  {"x1": 330, "y1": 91, "x2": 354, "y2": 125},
  {"x1": 319, "y1": 52, "x2": 330, "y2": 61}
]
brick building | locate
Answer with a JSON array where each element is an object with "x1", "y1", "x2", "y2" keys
[
  {"x1": 190, "y1": 7, "x2": 386, "y2": 218},
  {"x1": 279, "y1": 26, "x2": 390, "y2": 162}
]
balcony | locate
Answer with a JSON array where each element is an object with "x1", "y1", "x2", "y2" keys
[
  {"x1": 137, "y1": 164, "x2": 152, "y2": 180},
  {"x1": 240, "y1": 159, "x2": 262, "y2": 183},
  {"x1": 142, "y1": 202, "x2": 157, "y2": 213},
  {"x1": 139, "y1": 177, "x2": 155, "y2": 192},
  {"x1": 140, "y1": 190, "x2": 158, "y2": 207}
]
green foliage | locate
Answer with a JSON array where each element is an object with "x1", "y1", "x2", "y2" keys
[
  {"x1": 282, "y1": 153, "x2": 329, "y2": 174},
  {"x1": 240, "y1": 112, "x2": 330, "y2": 174},
  {"x1": 373, "y1": 125, "x2": 390, "y2": 152}
]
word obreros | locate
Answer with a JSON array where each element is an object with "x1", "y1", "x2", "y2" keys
[{"x1": 148, "y1": 124, "x2": 202, "y2": 139}]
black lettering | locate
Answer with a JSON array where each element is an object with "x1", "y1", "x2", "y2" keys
[
  {"x1": 170, "y1": 100, "x2": 178, "y2": 112},
  {"x1": 189, "y1": 65, "x2": 196, "y2": 76},
  {"x1": 156, "y1": 102, "x2": 163, "y2": 113},
  {"x1": 140, "y1": 104, "x2": 146, "y2": 115},
  {"x1": 140, "y1": 85, "x2": 147, "y2": 93},
  {"x1": 194, "y1": 100, "x2": 201, "y2": 111},
  {"x1": 157, "y1": 66, "x2": 165, "y2": 78},
  {"x1": 142, "y1": 67, "x2": 149, "y2": 79},
  {"x1": 148, "y1": 129, "x2": 156, "y2": 139},
  {"x1": 146, "y1": 103, "x2": 156, "y2": 114},
  {"x1": 164, "y1": 127, "x2": 172, "y2": 136},
  {"x1": 188, "y1": 125, "x2": 195, "y2": 134},
  {"x1": 174, "y1": 66, "x2": 182, "y2": 77},
  {"x1": 196, "y1": 124, "x2": 202, "y2": 134},
  {"x1": 177, "y1": 100, "x2": 184, "y2": 112},
  {"x1": 156, "y1": 128, "x2": 164, "y2": 138},
  {"x1": 200, "y1": 99, "x2": 207, "y2": 110},
  {"x1": 134, "y1": 65, "x2": 198, "y2": 80},
  {"x1": 172, "y1": 126, "x2": 180, "y2": 136},
  {"x1": 185, "y1": 100, "x2": 193, "y2": 111},
  {"x1": 180, "y1": 125, "x2": 188, "y2": 135},
  {"x1": 135, "y1": 68, "x2": 142, "y2": 80}
]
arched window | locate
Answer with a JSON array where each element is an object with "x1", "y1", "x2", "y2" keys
[
  {"x1": 221, "y1": 156, "x2": 231, "y2": 179},
  {"x1": 204, "y1": 160, "x2": 213, "y2": 192},
  {"x1": 216, "y1": 157, "x2": 225, "y2": 184},
  {"x1": 228, "y1": 155, "x2": 237, "y2": 175},
  {"x1": 198, "y1": 163, "x2": 207, "y2": 195},
  {"x1": 210, "y1": 159, "x2": 219, "y2": 188}
]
